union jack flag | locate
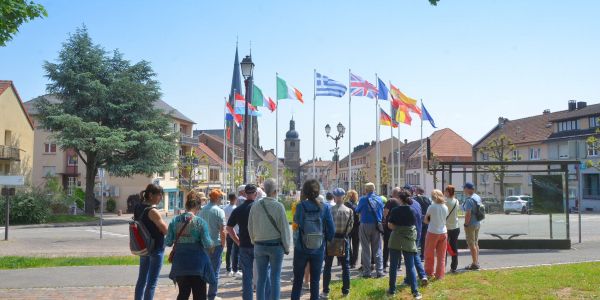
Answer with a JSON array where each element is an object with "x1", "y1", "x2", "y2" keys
[{"x1": 350, "y1": 73, "x2": 378, "y2": 99}]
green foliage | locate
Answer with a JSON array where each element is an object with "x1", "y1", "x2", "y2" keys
[
  {"x1": 478, "y1": 134, "x2": 517, "y2": 203},
  {"x1": 282, "y1": 167, "x2": 297, "y2": 194},
  {"x1": 72, "y1": 188, "x2": 85, "y2": 209},
  {"x1": 46, "y1": 214, "x2": 98, "y2": 223},
  {"x1": 233, "y1": 159, "x2": 244, "y2": 188},
  {"x1": 0, "y1": 256, "x2": 144, "y2": 269},
  {"x1": 106, "y1": 197, "x2": 116, "y2": 212},
  {"x1": 586, "y1": 125, "x2": 600, "y2": 169},
  {"x1": 0, "y1": 190, "x2": 51, "y2": 225},
  {"x1": 36, "y1": 26, "x2": 177, "y2": 214},
  {"x1": 0, "y1": 0, "x2": 47, "y2": 46},
  {"x1": 429, "y1": 0, "x2": 440, "y2": 5}
]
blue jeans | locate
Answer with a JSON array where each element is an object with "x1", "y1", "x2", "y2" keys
[
  {"x1": 135, "y1": 249, "x2": 164, "y2": 300},
  {"x1": 255, "y1": 240, "x2": 281, "y2": 300},
  {"x1": 239, "y1": 246, "x2": 255, "y2": 300},
  {"x1": 323, "y1": 239, "x2": 350, "y2": 295},
  {"x1": 207, "y1": 245, "x2": 223, "y2": 300},
  {"x1": 226, "y1": 236, "x2": 239, "y2": 272},
  {"x1": 389, "y1": 250, "x2": 418, "y2": 294},
  {"x1": 291, "y1": 248, "x2": 324, "y2": 300},
  {"x1": 406, "y1": 252, "x2": 426, "y2": 281}
]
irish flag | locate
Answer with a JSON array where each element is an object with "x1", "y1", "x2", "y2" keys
[
  {"x1": 252, "y1": 84, "x2": 276, "y2": 112},
  {"x1": 276, "y1": 76, "x2": 303, "y2": 103}
]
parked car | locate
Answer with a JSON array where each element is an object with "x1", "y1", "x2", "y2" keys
[
  {"x1": 481, "y1": 197, "x2": 501, "y2": 214},
  {"x1": 503, "y1": 195, "x2": 533, "y2": 214}
]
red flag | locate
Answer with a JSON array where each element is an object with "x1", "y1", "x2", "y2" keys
[
  {"x1": 226, "y1": 127, "x2": 231, "y2": 140},
  {"x1": 267, "y1": 97, "x2": 277, "y2": 112},
  {"x1": 226, "y1": 102, "x2": 242, "y2": 126}
]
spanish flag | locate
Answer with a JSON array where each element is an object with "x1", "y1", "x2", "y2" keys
[
  {"x1": 390, "y1": 83, "x2": 422, "y2": 117},
  {"x1": 380, "y1": 108, "x2": 398, "y2": 128}
]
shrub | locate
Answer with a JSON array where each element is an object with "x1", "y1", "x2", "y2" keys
[
  {"x1": 73, "y1": 188, "x2": 85, "y2": 209},
  {"x1": 0, "y1": 190, "x2": 52, "y2": 225},
  {"x1": 106, "y1": 197, "x2": 116, "y2": 213}
]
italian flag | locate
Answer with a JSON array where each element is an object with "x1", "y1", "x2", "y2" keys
[
  {"x1": 252, "y1": 84, "x2": 276, "y2": 112},
  {"x1": 276, "y1": 76, "x2": 303, "y2": 103}
]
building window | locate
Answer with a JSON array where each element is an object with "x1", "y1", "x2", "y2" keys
[
  {"x1": 589, "y1": 116, "x2": 599, "y2": 128},
  {"x1": 557, "y1": 119, "x2": 578, "y2": 132},
  {"x1": 512, "y1": 150, "x2": 520, "y2": 161},
  {"x1": 170, "y1": 168, "x2": 177, "y2": 179},
  {"x1": 481, "y1": 152, "x2": 489, "y2": 161},
  {"x1": 558, "y1": 143, "x2": 569, "y2": 159},
  {"x1": 588, "y1": 142, "x2": 599, "y2": 157},
  {"x1": 290, "y1": 142, "x2": 295, "y2": 147},
  {"x1": 67, "y1": 153, "x2": 78, "y2": 166},
  {"x1": 67, "y1": 176, "x2": 77, "y2": 196},
  {"x1": 209, "y1": 169, "x2": 219, "y2": 182},
  {"x1": 529, "y1": 148, "x2": 541, "y2": 160},
  {"x1": 44, "y1": 143, "x2": 57, "y2": 153},
  {"x1": 583, "y1": 174, "x2": 600, "y2": 199},
  {"x1": 42, "y1": 166, "x2": 56, "y2": 177}
]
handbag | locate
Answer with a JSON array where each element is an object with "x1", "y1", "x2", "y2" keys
[
  {"x1": 168, "y1": 216, "x2": 191, "y2": 263},
  {"x1": 367, "y1": 196, "x2": 384, "y2": 234},
  {"x1": 327, "y1": 212, "x2": 352, "y2": 257},
  {"x1": 260, "y1": 200, "x2": 288, "y2": 255}
]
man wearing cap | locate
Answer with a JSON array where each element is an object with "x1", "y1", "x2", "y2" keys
[
  {"x1": 227, "y1": 184, "x2": 259, "y2": 300},
  {"x1": 200, "y1": 189, "x2": 227, "y2": 300},
  {"x1": 321, "y1": 188, "x2": 353, "y2": 299},
  {"x1": 248, "y1": 178, "x2": 290, "y2": 300},
  {"x1": 355, "y1": 182, "x2": 385, "y2": 278},
  {"x1": 462, "y1": 182, "x2": 482, "y2": 270}
]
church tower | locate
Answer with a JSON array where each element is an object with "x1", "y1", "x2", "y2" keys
[{"x1": 284, "y1": 118, "x2": 301, "y2": 185}]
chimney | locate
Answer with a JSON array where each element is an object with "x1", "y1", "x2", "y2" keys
[
  {"x1": 498, "y1": 117, "x2": 507, "y2": 128},
  {"x1": 543, "y1": 109, "x2": 551, "y2": 115},
  {"x1": 577, "y1": 101, "x2": 587, "y2": 110},
  {"x1": 568, "y1": 100, "x2": 576, "y2": 111},
  {"x1": 404, "y1": 139, "x2": 408, "y2": 145}
]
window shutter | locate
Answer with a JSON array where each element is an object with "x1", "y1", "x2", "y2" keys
[
  {"x1": 568, "y1": 141, "x2": 578, "y2": 159},
  {"x1": 548, "y1": 144, "x2": 559, "y2": 160}
]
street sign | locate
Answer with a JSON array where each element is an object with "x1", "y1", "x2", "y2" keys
[
  {"x1": 1, "y1": 188, "x2": 15, "y2": 196},
  {"x1": 0, "y1": 176, "x2": 25, "y2": 186}
]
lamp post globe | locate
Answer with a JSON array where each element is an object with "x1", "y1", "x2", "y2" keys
[
  {"x1": 325, "y1": 124, "x2": 331, "y2": 136},
  {"x1": 240, "y1": 55, "x2": 254, "y2": 79},
  {"x1": 337, "y1": 122, "x2": 345, "y2": 136}
]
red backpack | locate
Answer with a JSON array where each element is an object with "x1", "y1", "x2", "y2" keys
[{"x1": 129, "y1": 207, "x2": 156, "y2": 256}]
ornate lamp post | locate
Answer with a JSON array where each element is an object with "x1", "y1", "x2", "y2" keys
[
  {"x1": 240, "y1": 55, "x2": 254, "y2": 184},
  {"x1": 325, "y1": 122, "x2": 345, "y2": 188}
]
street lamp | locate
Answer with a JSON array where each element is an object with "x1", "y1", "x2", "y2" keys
[
  {"x1": 240, "y1": 55, "x2": 254, "y2": 184},
  {"x1": 326, "y1": 122, "x2": 345, "y2": 188}
]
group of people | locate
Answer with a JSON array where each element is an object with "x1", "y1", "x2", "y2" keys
[{"x1": 133, "y1": 178, "x2": 483, "y2": 300}]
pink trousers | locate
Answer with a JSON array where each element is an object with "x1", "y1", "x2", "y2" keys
[{"x1": 424, "y1": 232, "x2": 448, "y2": 279}]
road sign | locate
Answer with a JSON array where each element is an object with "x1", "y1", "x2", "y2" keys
[
  {"x1": 0, "y1": 176, "x2": 25, "y2": 186},
  {"x1": 1, "y1": 188, "x2": 15, "y2": 196}
]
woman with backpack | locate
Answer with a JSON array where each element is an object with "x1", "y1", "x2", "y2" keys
[
  {"x1": 134, "y1": 184, "x2": 168, "y2": 300},
  {"x1": 444, "y1": 185, "x2": 460, "y2": 273},
  {"x1": 166, "y1": 191, "x2": 215, "y2": 300},
  {"x1": 291, "y1": 179, "x2": 335, "y2": 300},
  {"x1": 423, "y1": 189, "x2": 449, "y2": 280}
]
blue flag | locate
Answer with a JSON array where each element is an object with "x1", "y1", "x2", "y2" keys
[
  {"x1": 377, "y1": 78, "x2": 389, "y2": 100},
  {"x1": 421, "y1": 103, "x2": 437, "y2": 128},
  {"x1": 316, "y1": 72, "x2": 347, "y2": 97}
]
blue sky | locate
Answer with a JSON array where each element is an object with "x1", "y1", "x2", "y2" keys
[{"x1": 1, "y1": 0, "x2": 599, "y2": 162}]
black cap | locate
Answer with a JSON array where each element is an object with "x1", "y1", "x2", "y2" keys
[{"x1": 245, "y1": 184, "x2": 257, "y2": 194}]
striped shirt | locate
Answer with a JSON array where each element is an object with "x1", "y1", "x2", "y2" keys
[{"x1": 331, "y1": 203, "x2": 354, "y2": 236}]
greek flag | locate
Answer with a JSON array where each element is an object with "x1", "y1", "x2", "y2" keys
[{"x1": 315, "y1": 72, "x2": 347, "y2": 98}]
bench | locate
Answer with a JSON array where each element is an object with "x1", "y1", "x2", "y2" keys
[{"x1": 485, "y1": 233, "x2": 528, "y2": 240}]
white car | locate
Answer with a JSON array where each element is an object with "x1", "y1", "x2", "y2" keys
[{"x1": 503, "y1": 195, "x2": 532, "y2": 214}]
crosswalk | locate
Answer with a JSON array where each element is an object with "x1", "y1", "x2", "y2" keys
[{"x1": 82, "y1": 228, "x2": 128, "y2": 238}]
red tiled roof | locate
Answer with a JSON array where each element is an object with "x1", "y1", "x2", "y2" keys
[
  {"x1": 194, "y1": 142, "x2": 225, "y2": 166},
  {"x1": 0, "y1": 80, "x2": 34, "y2": 129},
  {"x1": 429, "y1": 128, "x2": 473, "y2": 159},
  {"x1": 473, "y1": 114, "x2": 554, "y2": 149}
]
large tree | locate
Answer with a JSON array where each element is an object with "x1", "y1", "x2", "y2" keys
[
  {"x1": 36, "y1": 27, "x2": 177, "y2": 215},
  {"x1": 479, "y1": 134, "x2": 517, "y2": 204},
  {"x1": 1, "y1": 0, "x2": 47, "y2": 46}
]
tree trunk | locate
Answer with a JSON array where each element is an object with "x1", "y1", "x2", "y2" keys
[{"x1": 84, "y1": 153, "x2": 98, "y2": 216}]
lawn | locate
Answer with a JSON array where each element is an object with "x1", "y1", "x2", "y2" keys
[
  {"x1": 0, "y1": 256, "x2": 142, "y2": 269},
  {"x1": 286, "y1": 208, "x2": 294, "y2": 224},
  {"x1": 46, "y1": 214, "x2": 99, "y2": 223},
  {"x1": 329, "y1": 262, "x2": 600, "y2": 299}
]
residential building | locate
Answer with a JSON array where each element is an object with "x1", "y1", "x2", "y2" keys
[
  {"x1": 406, "y1": 128, "x2": 473, "y2": 197},
  {"x1": 24, "y1": 95, "x2": 195, "y2": 213},
  {"x1": 299, "y1": 158, "x2": 333, "y2": 190},
  {"x1": 0, "y1": 81, "x2": 34, "y2": 181}
]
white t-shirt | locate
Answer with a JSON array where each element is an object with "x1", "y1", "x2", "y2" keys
[
  {"x1": 224, "y1": 204, "x2": 238, "y2": 232},
  {"x1": 426, "y1": 202, "x2": 449, "y2": 234},
  {"x1": 445, "y1": 198, "x2": 460, "y2": 230}
]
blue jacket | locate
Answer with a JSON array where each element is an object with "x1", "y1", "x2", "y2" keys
[
  {"x1": 293, "y1": 199, "x2": 335, "y2": 255},
  {"x1": 409, "y1": 201, "x2": 423, "y2": 242},
  {"x1": 356, "y1": 192, "x2": 384, "y2": 224}
]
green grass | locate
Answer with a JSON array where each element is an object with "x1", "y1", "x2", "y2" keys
[
  {"x1": 0, "y1": 256, "x2": 143, "y2": 269},
  {"x1": 329, "y1": 262, "x2": 600, "y2": 299},
  {"x1": 286, "y1": 208, "x2": 294, "y2": 223},
  {"x1": 46, "y1": 214, "x2": 99, "y2": 223}
]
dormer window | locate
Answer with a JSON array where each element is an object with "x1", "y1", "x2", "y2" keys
[
  {"x1": 589, "y1": 116, "x2": 599, "y2": 128},
  {"x1": 557, "y1": 119, "x2": 578, "y2": 132}
]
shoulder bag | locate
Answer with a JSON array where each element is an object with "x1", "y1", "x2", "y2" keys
[
  {"x1": 326, "y1": 210, "x2": 352, "y2": 257},
  {"x1": 168, "y1": 216, "x2": 191, "y2": 263},
  {"x1": 260, "y1": 200, "x2": 288, "y2": 255},
  {"x1": 367, "y1": 196, "x2": 384, "y2": 234}
]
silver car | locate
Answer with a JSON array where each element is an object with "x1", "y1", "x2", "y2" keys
[{"x1": 503, "y1": 195, "x2": 532, "y2": 214}]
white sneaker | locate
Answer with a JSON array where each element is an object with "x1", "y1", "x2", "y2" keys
[
  {"x1": 319, "y1": 293, "x2": 329, "y2": 299},
  {"x1": 228, "y1": 271, "x2": 234, "y2": 277},
  {"x1": 235, "y1": 271, "x2": 243, "y2": 278}
]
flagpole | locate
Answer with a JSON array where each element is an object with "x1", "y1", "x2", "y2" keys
[
  {"x1": 397, "y1": 123, "x2": 401, "y2": 187},
  {"x1": 275, "y1": 72, "x2": 280, "y2": 191},
  {"x1": 390, "y1": 98, "x2": 395, "y2": 191},
  {"x1": 375, "y1": 74, "x2": 380, "y2": 195},
  {"x1": 420, "y1": 99, "x2": 425, "y2": 194},
  {"x1": 232, "y1": 115, "x2": 236, "y2": 192},
  {"x1": 348, "y1": 69, "x2": 352, "y2": 191},
  {"x1": 312, "y1": 69, "x2": 316, "y2": 180},
  {"x1": 223, "y1": 97, "x2": 228, "y2": 196}
]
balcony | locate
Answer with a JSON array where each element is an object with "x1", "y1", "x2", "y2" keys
[
  {"x1": 0, "y1": 145, "x2": 20, "y2": 161},
  {"x1": 180, "y1": 135, "x2": 199, "y2": 146}
]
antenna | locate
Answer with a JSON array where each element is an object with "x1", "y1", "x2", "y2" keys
[{"x1": 249, "y1": 40, "x2": 252, "y2": 56}]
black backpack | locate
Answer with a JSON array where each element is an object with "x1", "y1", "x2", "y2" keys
[{"x1": 472, "y1": 199, "x2": 486, "y2": 221}]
